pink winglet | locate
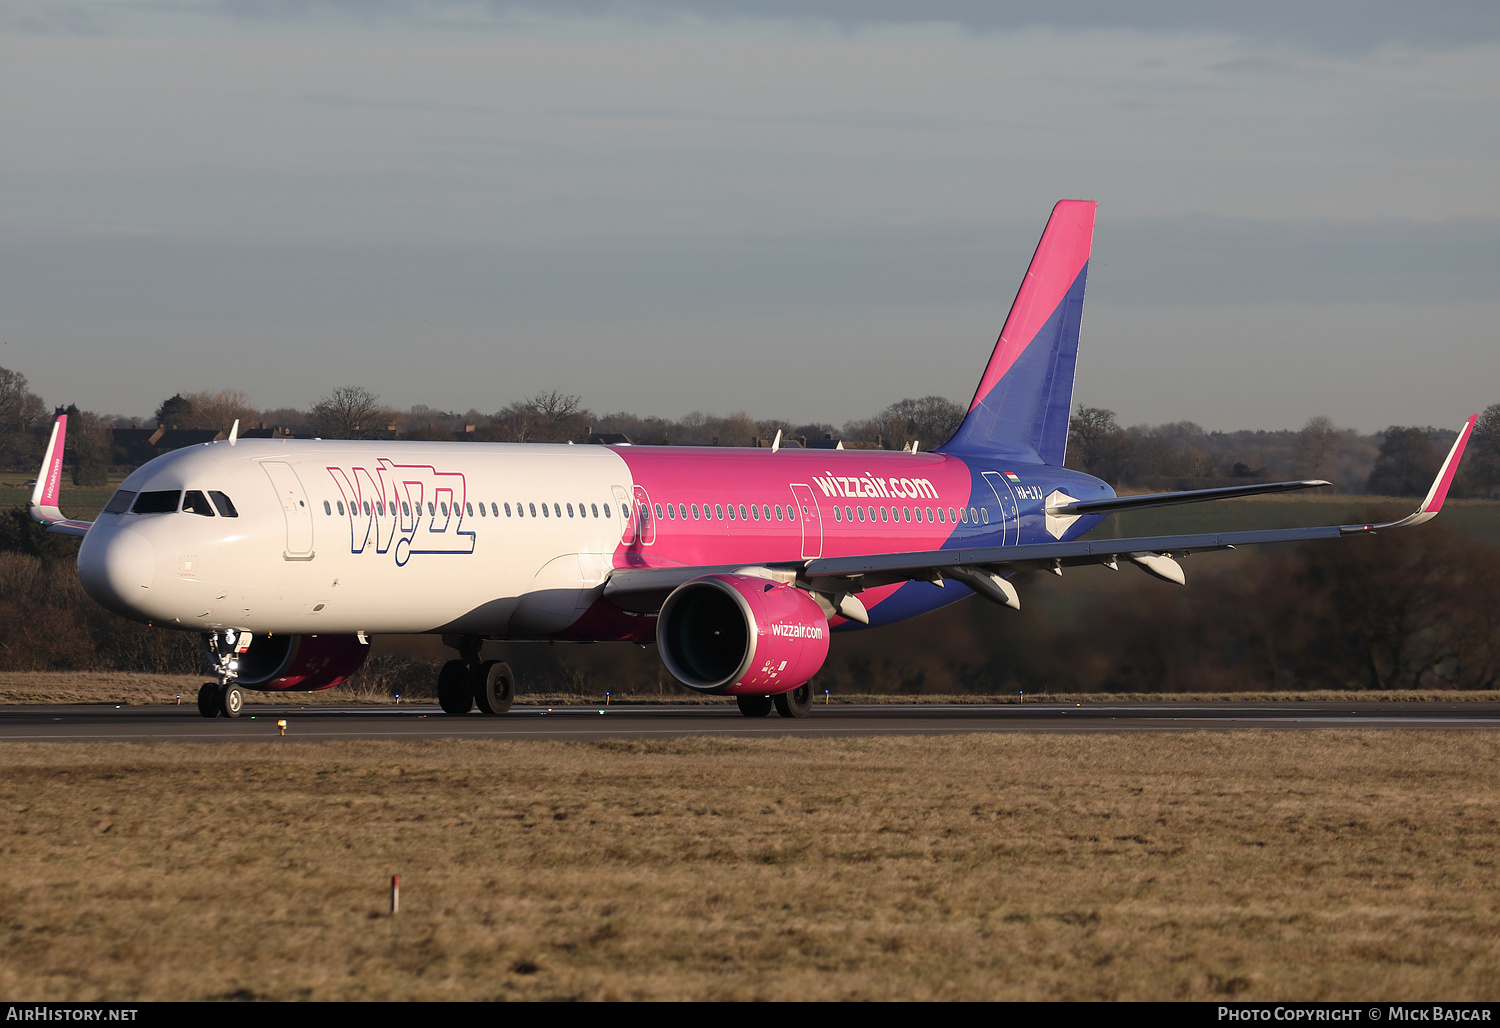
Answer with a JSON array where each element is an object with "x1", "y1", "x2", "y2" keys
[
  {"x1": 36, "y1": 415, "x2": 66, "y2": 509},
  {"x1": 967, "y1": 200, "x2": 1096, "y2": 414},
  {"x1": 1421, "y1": 414, "x2": 1477, "y2": 515}
]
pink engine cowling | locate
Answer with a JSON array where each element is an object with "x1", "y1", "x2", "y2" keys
[
  {"x1": 219, "y1": 633, "x2": 371, "y2": 692},
  {"x1": 657, "y1": 573, "x2": 830, "y2": 695}
]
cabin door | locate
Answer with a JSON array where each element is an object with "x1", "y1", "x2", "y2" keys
[
  {"x1": 789, "y1": 483, "x2": 822, "y2": 560},
  {"x1": 261, "y1": 461, "x2": 315, "y2": 560}
]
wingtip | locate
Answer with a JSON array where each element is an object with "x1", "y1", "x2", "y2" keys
[
  {"x1": 1419, "y1": 414, "x2": 1478, "y2": 516},
  {"x1": 30, "y1": 415, "x2": 66, "y2": 509}
]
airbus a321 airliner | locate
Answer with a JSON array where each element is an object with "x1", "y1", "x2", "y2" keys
[{"x1": 30, "y1": 201, "x2": 1476, "y2": 719}]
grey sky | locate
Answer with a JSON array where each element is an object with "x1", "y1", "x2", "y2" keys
[{"x1": 1, "y1": 3, "x2": 1496, "y2": 433}]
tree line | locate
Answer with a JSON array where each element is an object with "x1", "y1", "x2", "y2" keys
[{"x1": 4, "y1": 364, "x2": 1493, "y2": 497}]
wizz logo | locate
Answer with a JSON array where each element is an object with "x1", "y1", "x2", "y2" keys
[{"x1": 326, "y1": 459, "x2": 475, "y2": 567}]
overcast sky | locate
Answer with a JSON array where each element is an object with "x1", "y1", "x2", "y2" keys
[{"x1": 2, "y1": 2, "x2": 1497, "y2": 433}]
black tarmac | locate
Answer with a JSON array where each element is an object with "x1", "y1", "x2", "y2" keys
[{"x1": 3, "y1": 700, "x2": 1500, "y2": 743}]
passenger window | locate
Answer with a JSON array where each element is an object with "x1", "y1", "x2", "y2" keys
[
  {"x1": 603, "y1": 503, "x2": 611, "y2": 518},
  {"x1": 103, "y1": 490, "x2": 136, "y2": 515},
  {"x1": 714, "y1": 504, "x2": 723, "y2": 520},
  {"x1": 492, "y1": 503, "x2": 499, "y2": 517},
  {"x1": 182, "y1": 490, "x2": 215, "y2": 517},
  {"x1": 857, "y1": 507, "x2": 865, "y2": 522},
  {"x1": 504, "y1": 503, "x2": 512, "y2": 517},
  {"x1": 774, "y1": 505, "x2": 782, "y2": 521},
  {"x1": 132, "y1": 490, "x2": 180, "y2": 514},
  {"x1": 751, "y1": 505, "x2": 759, "y2": 521},
  {"x1": 337, "y1": 501, "x2": 345, "y2": 515},
  {"x1": 788, "y1": 506, "x2": 797, "y2": 521},
  {"x1": 466, "y1": 502, "x2": 473, "y2": 517},
  {"x1": 592, "y1": 503, "x2": 599, "y2": 518},
  {"x1": 678, "y1": 503, "x2": 686, "y2": 520},
  {"x1": 428, "y1": 502, "x2": 435, "y2": 515},
  {"x1": 739, "y1": 504, "x2": 747, "y2": 520},
  {"x1": 981, "y1": 508, "x2": 989, "y2": 524},
  {"x1": 567, "y1": 503, "x2": 575, "y2": 518},
  {"x1": 553, "y1": 503, "x2": 561, "y2": 518},
  {"x1": 478, "y1": 503, "x2": 486, "y2": 517},
  {"x1": 833, "y1": 507, "x2": 841, "y2": 522},
  {"x1": 761, "y1": 504, "x2": 769, "y2": 520},
  {"x1": 542, "y1": 503, "x2": 549, "y2": 517}
]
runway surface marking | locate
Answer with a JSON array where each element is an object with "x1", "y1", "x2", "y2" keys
[{"x1": 3, "y1": 702, "x2": 1500, "y2": 742}]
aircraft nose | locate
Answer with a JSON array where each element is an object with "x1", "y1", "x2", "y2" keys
[{"x1": 77, "y1": 526, "x2": 157, "y2": 617}]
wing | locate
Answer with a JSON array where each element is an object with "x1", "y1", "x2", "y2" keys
[
  {"x1": 29, "y1": 415, "x2": 93, "y2": 537},
  {"x1": 604, "y1": 415, "x2": 1477, "y2": 617}
]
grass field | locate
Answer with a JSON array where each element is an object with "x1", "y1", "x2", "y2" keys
[{"x1": 2, "y1": 732, "x2": 1498, "y2": 1000}]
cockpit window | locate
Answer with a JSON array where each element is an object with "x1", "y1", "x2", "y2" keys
[
  {"x1": 103, "y1": 490, "x2": 136, "y2": 515},
  {"x1": 181, "y1": 491, "x2": 215, "y2": 517},
  {"x1": 131, "y1": 490, "x2": 180, "y2": 514},
  {"x1": 208, "y1": 492, "x2": 239, "y2": 518}
]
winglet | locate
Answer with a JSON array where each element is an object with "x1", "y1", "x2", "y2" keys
[
  {"x1": 28, "y1": 415, "x2": 91, "y2": 537},
  {"x1": 31, "y1": 415, "x2": 66, "y2": 511},
  {"x1": 1342, "y1": 415, "x2": 1477, "y2": 533}
]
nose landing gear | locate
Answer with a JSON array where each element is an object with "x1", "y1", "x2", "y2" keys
[{"x1": 197, "y1": 631, "x2": 249, "y2": 718}]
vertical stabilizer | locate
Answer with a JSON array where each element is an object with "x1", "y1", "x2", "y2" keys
[{"x1": 941, "y1": 200, "x2": 1095, "y2": 463}]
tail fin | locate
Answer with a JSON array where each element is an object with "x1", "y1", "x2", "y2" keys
[{"x1": 941, "y1": 200, "x2": 1095, "y2": 463}]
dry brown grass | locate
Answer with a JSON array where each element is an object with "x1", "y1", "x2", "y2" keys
[{"x1": 1, "y1": 733, "x2": 1499, "y2": 1000}]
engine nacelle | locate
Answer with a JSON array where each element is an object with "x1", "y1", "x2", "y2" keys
[
  {"x1": 657, "y1": 573, "x2": 830, "y2": 695},
  {"x1": 210, "y1": 633, "x2": 371, "y2": 692}
]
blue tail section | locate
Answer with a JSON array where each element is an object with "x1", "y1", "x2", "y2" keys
[{"x1": 941, "y1": 200, "x2": 1095, "y2": 464}]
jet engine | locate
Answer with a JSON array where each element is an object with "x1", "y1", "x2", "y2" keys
[
  {"x1": 210, "y1": 633, "x2": 370, "y2": 692},
  {"x1": 657, "y1": 573, "x2": 830, "y2": 695}
]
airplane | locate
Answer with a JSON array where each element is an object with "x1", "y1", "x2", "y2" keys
[{"x1": 29, "y1": 200, "x2": 1477, "y2": 720}]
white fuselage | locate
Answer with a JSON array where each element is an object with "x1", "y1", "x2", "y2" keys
[{"x1": 78, "y1": 439, "x2": 635, "y2": 638}]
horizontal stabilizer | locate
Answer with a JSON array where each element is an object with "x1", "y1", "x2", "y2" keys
[{"x1": 1048, "y1": 479, "x2": 1331, "y2": 517}]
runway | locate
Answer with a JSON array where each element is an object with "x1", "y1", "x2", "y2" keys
[{"x1": 3, "y1": 700, "x2": 1500, "y2": 743}]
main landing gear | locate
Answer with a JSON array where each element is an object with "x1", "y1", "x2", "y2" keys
[
  {"x1": 437, "y1": 636, "x2": 515, "y2": 716},
  {"x1": 198, "y1": 631, "x2": 247, "y2": 719},
  {"x1": 736, "y1": 682, "x2": 813, "y2": 719}
]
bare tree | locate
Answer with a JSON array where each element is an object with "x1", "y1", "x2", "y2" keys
[
  {"x1": 312, "y1": 386, "x2": 385, "y2": 439},
  {"x1": 0, "y1": 367, "x2": 46, "y2": 435},
  {"x1": 186, "y1": 389, "x2": 259, "y2": 434},
  {"x1": 490, "y1": 391, "x2": 590, "y2": 443},
  {"x1": 1066, "y1": 405, "x2": 1133, "y2": 484},
  {"x1": 1295, "y1": 416, "x2": 1340, "y2": 478}
]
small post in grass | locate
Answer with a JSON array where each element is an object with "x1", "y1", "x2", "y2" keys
[
  {"x1": 277, "y1": 719, "x2": 287, "y2": 736},
  {"x1": 391, "y1": 875, "x2": 400, "y2": 914}
]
